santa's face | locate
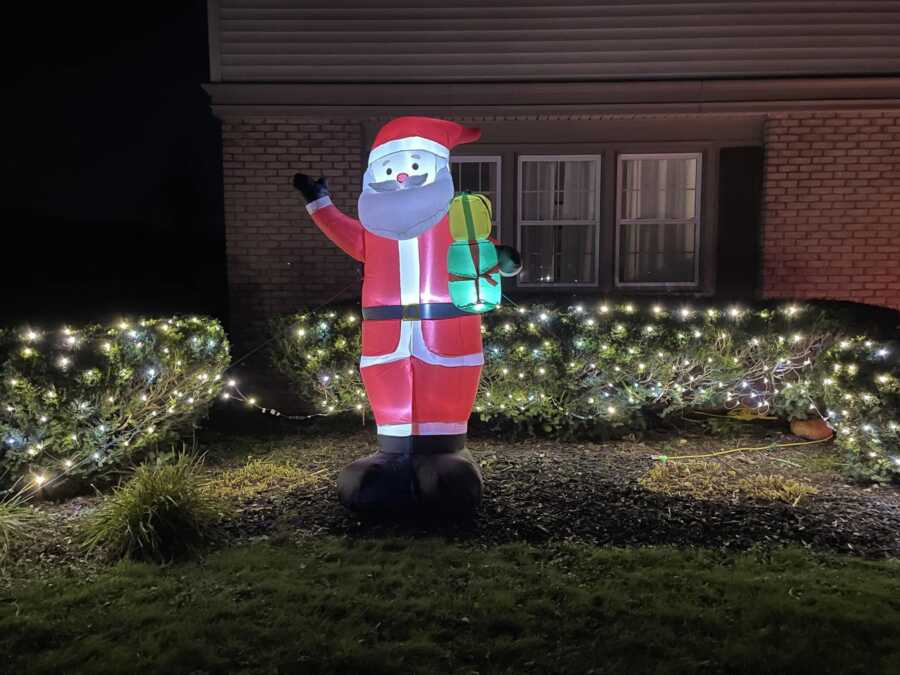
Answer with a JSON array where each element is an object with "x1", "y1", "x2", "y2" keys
[
  {"x1": 367, "y1": 150, "x2": 438, "y2": 190},
  {"x1": 357, "y1": 150, "x2": 454, "y2": 240}
]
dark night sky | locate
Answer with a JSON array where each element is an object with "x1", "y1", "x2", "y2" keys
[{"x1": 1, "y1": 2, "x2": 225, "y2": 324}]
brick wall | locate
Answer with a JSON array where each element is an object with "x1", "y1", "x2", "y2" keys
[
  {"x1": 223, "y1": 117, "x2": 365, "y2": 346},
  {"x1": 222, "y1": 110, "x2": 900, "y2": 346},
  {"x1": 762, "y1": 111, "x2": 900, "y2": 311}
]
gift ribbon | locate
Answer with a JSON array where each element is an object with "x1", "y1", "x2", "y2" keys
[
  {"x1": 449, "y1": 264, "x2": 501, "y2": 286},
  {"x1": 455, "y1": 194, "x2": 496, "y2": 303}
]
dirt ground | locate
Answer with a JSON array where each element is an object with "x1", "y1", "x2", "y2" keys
[
  {"x1": 8, "y1": 421, "x2": 899, "y2": 583},
  {"x1": 210, "y1": 421, "x2": 900, "y2": 559}
]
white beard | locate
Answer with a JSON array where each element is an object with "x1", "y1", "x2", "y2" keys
[{"x1": 357, "y1": 167, "x2": 454, "y2": 240}]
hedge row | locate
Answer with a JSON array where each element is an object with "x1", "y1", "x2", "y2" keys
[
  {"x1": 271, "y1": 301, "x2": 899, "y2": 482},
  {"x1": 4, "y1": 303, "x2": 894, "y2": 488},
  {"x1": 0, "y1": 316, "x2": 230, "y2": 490}
]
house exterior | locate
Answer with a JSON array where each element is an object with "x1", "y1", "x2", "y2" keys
[{"x1": 204, "y1": 1, "x2": 900, "y2": 346}]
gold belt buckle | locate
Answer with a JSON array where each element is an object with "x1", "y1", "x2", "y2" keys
[{"x1": 401, "y1": 304, "x2": 421, "y2": 321}]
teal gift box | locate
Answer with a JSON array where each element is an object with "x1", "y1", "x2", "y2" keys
[{"x1": 447, "y1": 240, "x2": 501, "y2": 313}]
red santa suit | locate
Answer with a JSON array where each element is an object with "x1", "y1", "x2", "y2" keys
[
  {"x1": 298, "y1": 117, "x2": 497, "y2": 512},
  {"x1": 306, "y1": 186, "x2": 483, "y2": 440}
]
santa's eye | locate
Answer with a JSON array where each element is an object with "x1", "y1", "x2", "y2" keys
[
  {"x1": 411, "y1": 163, "x2": 419, "y2": 170},
  {"x1": 385, "y1": 168, "x2": 392, "y2": 175}
]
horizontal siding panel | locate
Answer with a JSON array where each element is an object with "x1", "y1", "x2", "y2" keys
[
  {"x1": 209, "y1": 0, "x2": 900, "y2": 83},
  {"x1": 222, "y1": 35, "x2": 895, "y2": 56},
  {"x1": 219, "y1": 0, "x2": 899, "y2": 16},
  {"x1": 221, "y1": 15, "x2": 900, "y2": 33},
  {"x1": 220, "y1": 27, "x2": 900, "y2": 47},
  {"x1": 221, "y1": 28, "x2": 900, "y2": 53},
  {"x1": 223, "y1": 60, "x2": 900, "y2": 82},
  {"x1": 220, "y1": 10, "x2": 898, "y2": 23},
  {"x1": 221, "y1": 47, "x2": 898, "y2": 65}
]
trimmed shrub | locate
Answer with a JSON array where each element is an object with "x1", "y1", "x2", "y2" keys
[
  {"x1": 0, "y1": 316, "x2": 230, "y2": 490},
  {"x1": 270, "y1": 301, "x2": 899, "y2": 482},
  {"x1": 84, "y1": 454, "x2": 220, "y2": 562}
]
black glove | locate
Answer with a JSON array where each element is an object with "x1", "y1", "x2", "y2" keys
[
  {"x1": 293, "y1": 173, "x2": 330, "y2": 204},
  {"x1": 496, "y1": 245, "x2": 522, "y2": 277}
]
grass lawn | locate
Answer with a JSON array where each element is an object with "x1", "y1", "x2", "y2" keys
[
  {"x1": 2, "y1": 538, "x2": 899, "y2": 675},
  {"x1": 3, "y1": 423, "x2": 899, "y2": 674}
]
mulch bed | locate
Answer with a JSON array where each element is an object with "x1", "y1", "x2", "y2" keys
[
  {"x1": 218, "y1": 428, "x2": 900, "y2": 559},
  {"x1": 7, "y1": 425, "x2": 898, "y2": 582}
]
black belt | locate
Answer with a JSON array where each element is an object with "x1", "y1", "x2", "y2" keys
[
  {"x1": 362, "y1": 303, "x2": 468, "y2": 321},
  {"x1": 378, "y1": 433, "x2": 466, "y2": 454}
]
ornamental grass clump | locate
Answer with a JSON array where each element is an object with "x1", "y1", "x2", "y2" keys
[
  {"x1": 271, "y1": 300, "x2": 899, "y2": 482},
  {"x1": 84, "y1": 454, "x2": 221, "y2": 562},
  {"x1": 0, "y1": 315, "x2": 230, "y2": 490},
  {"x1": 0, "y1": 491, "x2": 44, "y2": 562}
]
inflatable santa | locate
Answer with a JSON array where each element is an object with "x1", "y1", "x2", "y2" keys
[{"x1": 293, "y1": 117, "x2": 521, "y2": 513}]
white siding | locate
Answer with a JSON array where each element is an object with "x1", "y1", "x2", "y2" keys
[{"x1": 209, "y1": 0, "x2": 900, "y2": 83}]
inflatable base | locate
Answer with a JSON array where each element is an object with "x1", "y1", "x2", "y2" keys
[{"x1": 337, "y1": 434, "x2": 483, "y2": 513}]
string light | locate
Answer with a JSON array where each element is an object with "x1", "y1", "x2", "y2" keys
[
  {"x1": 263, "y1": 302, "x2": 898, "y2": 481},
  {"x1": 2, "y1": 315, "x2": 229, "y2": 489}
]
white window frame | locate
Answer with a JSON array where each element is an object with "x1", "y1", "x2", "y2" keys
[
  {"x1": 517, "y1": 154, "x2": 602, "y2": 287},
  {"x1": 450, "y1": 155, "x2": 502, "y2": 228},
  {"x1": 615, "y1": 152, "x2": 703, "y2": 288}
]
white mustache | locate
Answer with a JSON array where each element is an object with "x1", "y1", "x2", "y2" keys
[
  {"x1": 367, "y1": 174, "x2": 429, "y2": 192},
  {"x1": 358, "y1": 168, "x2": 454, "y2": 240}
]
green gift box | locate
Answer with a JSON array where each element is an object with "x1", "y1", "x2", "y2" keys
[{"x1": 447, "y1": 240, "x2": 501, "y2": 313}]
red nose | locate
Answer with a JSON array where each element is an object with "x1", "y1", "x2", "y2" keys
[{"x1": 396, "y1": 172, "x2": 409, "y2": 183}]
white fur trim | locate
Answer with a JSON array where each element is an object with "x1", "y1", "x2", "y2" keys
[
  {"x1": 306, "y1": 195, "x2": 332, "y2": 214},
  {"x1": 359, "y1": 320, "x2": 412, "y2": 368},
  {"x1": 398, "y1": 239, "x2": 420, "y2": 306},
  {"x1": 377, "y1": 424, "x2": 412, "y2": 437},
  {"x1": 377, "y1": 422, "x2": 468, "y2": 437},
  {"x1": 416, "y1": 422, "x2": 468, "y2": 435},
  {"x1": 411, "y1": 322, "x2": 484, "y2": 367},
  {"x1": 368, "y1": 136, "x2": 449, "y2": 167},
  {"x1": 359, "y1": 320, "x2": 483, "y2": 369}
]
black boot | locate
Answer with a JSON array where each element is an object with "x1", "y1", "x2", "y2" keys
[{"x1": 337, "y1": 434, "x2": 483, "y2": 514}]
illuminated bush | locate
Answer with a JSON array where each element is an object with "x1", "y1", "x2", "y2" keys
[
  {"x1": 0, "y1": 316, "x2": 230, "y2": 489},
  {"x1": 271, "y1": 302, "x2": 899, "y2": 482}
]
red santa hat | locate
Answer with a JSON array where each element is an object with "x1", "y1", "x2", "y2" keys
[{"x1": 367, "y1": 116, "x2": 481, "y2": 167}]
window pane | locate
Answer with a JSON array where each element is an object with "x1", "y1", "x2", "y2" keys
[
  {"x1": 620, "y1": 157, "x2": 697, "y2": 220},
  {"x1": 521, "y1": 161, "x2": 554, "y2": 221},
  {"x1": 451, "y1": 160, "x2": 499, "y2": 223},
  {"x1": 619, "y1": 222, "x2": 696, "y2": 284},
  {"x1": 520, "y1": 160, "x2": 597, "y2": 222},
  {"x1": 519, "y1": 225, "x2": 596, "y2": 284}
]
